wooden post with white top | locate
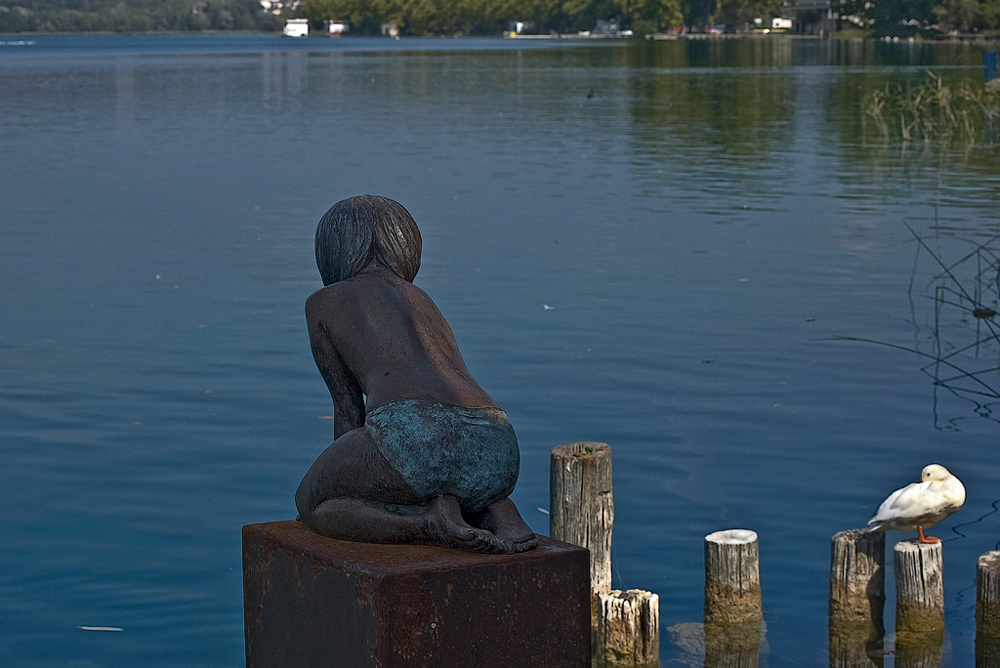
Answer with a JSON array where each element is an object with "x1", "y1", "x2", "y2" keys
[
  {"x1": 704, "y1": 529, "x2": 762, "y2": 625},
  {"x1": 703, "y1": 529, "x2": 762, "y2": 668}
]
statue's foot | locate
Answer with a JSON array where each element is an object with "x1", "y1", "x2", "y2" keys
[
  {"x1": 473, "y1": 497, "x2": 538, "y2": 553},
  {"x1": 427, "y1": 495, "x2": 508, "y2": 553}
]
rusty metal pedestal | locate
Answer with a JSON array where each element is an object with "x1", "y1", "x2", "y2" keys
[{"x1": 243, "y1": 520, "x2": 591, "y2": 668}]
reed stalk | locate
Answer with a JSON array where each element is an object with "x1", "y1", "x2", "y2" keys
[{"x1": 862, "y1": 70, "x2": 1000, "y2": 143}]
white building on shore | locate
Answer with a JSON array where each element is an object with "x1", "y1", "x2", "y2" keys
[
  {"x1": 283, "y1": 18, "x2": 309, "y2": 37},
  {"x1": 324, "y1": 20, "x2": 349, "y2": 36}
]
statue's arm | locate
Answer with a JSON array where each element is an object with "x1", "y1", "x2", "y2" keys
[{"x1": 306, "y1": 299, "x2": 365, "y2": 439}]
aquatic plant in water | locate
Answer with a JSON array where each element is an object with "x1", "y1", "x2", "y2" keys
[
  {"x1": 862, "y1": 71, "x2": 1000, "y2": 143},
  {"x1": 839, "y1": 222, "x2": 1000, "y2": 429}
]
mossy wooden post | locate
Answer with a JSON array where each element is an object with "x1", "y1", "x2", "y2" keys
[
  {"x1": 893, "y1": 540, "x2": 944, "y2": 668},
  {"x1": 705, "y1": 529, "x2": 762, "y2": 624},
  {"x1": 551, "y1": 442, "x2": 659, "y2": 667},
  {"x1": 595, "y1": 589, "x2": 659, "y2": 666},
  {"x1": 829, "y1": 530, "x2": 886, "y2": 629},
  {"x1": 828, "y1": 530, "x2": 885, "y2": 667},
  {"x1": 976, "y1": 550, "x2": 1000, "y2": 667},
  {"x1": 703, "y1": 529, "x2": 762, "y2": 668},
  {"x1": 894, "y1": 540, "x2": 944, "y2": 633}
]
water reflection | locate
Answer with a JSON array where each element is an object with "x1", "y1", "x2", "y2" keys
[
  {"x1": 115, "y1": 59, "x2": 134, "y2": 123},
  {"x1": 826, "y1": 66, "x2": 1000, "y2": 217},
  {"x1": 615, "y1": 43, "x2": 799, "y2": 216},
  {"x1": 839, "y1": 223, "x2": 1000, "y2": 429},
  {"x1": 665, "y1": 621, "x2": 768, "y2": 667},
  {"x1": 977, "y1": 630, "x2": 1000, "y2": 668},
  {"x1": 704, "y1": 620, "x2": 763, "y2": 668},
  {"x1": 895, "y1": 629, "x2": 945, "y2": 668},
  {"x1": 911, "y1": 226, "x2": 1000, "y2": 429},
  {"x1": 829, "y1": 630, "x2": 885, "y2": 668},
  {"x1": 262, "y1": 51, "x2": 307, "y2": 112},
  {"x1": 625, "y1": 60, "x2": 796, "y2": 156}
]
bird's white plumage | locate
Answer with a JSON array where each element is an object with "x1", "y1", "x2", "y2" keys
[{"x1": 867, "y1": 464, "x2": 965, "y2": 533}]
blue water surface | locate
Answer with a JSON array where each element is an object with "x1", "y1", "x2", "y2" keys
[{"x1": 2, "y1": 34, "x2": 1000, "y2": 667}]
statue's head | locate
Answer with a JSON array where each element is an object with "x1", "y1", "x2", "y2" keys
[{"x1": 315, "y1": 195, "x2": 422, "y2": 286}]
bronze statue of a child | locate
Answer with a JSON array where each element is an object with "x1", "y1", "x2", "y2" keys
[{"x1": 296, "y1": 195, "x2": 537, "y2": 554}]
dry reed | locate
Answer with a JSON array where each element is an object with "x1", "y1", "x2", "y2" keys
[{"x1": 862, "y1": 70, "x2": 1000, "y2": 143}]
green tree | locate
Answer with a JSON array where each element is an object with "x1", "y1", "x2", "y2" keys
[
  {"x1": 626, "y1": 0, "x2": 683, "y2": 30},
  {"x1": 856, "y1": 0, "x2": 935, "y2": 34},
  {"x1": 933, "y1": 0, "x2": 983, "y2": 30},
  {"x1": 712, "y1": 0, "x2": 781, "y2": 30},
  {"x1": 0, "y1": 6, "x2": 36, "y2": 31}
]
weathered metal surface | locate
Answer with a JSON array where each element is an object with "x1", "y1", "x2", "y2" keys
[{"x1": 243, "y1": 520, "x2": 591, "y2": 668}]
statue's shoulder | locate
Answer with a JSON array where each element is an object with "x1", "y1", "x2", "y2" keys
[
  {"x1": 305, "y1": 282, "x2": 357, "y2": 321},
  {"x1": 306, "y1": 274, "x2": 405, "y2": 323},
  {"x1": 306, "y1": 276, "x2": 370, "y2": 303}
]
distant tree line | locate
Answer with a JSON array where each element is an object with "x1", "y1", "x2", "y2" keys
[
  {"x1": 300, "y1": 0, "x2": 1000, "y2": 35},
  {"x1": 299, "y1": 0, "x2": 792, "y2": 34},
  {"x1": 841, "y1": 0, "x2": 1000, "y2": 34},
  {"x1": 0, "y1": 0, "x2": 283, "y2": 32},
  {"x1": 0, "y1": 0, "x2": 790, "y2": 35},
  {"x1": 1, "y1": 0, "x2": 997, "y2": 36}
]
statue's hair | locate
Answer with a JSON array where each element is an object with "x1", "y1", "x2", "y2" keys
[{"x1": 315, "y1": 195, "x2": 422, "y2": 285}]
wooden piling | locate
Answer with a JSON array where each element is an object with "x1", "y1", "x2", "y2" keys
[
  {"x1": 550, "y1": 442, "x2": 613, "y2": 594},
  {"x1": 550, "y1": 442, "x2": 659, "y2": 667},
  {"x1": 977, "y1": 550, "x2": 1000, "y2": 667},
  {"x1": 594, "y1": 589, "x2": 659, "y2": 666},
  {"x1": 979, "y1": 551, "x2": 1000, "y2": 636},
  {"x1": 828, "y1": 530, "x2": 885, "y2": 668},
  {"x1": 704, "y1": 529, "x2": 762, "y2": 625},
  {"x1": 829, "y1": 529, "x2": 886, "y2": 630},
  {"x1": 894, "y1": 540, "x2": 944, "y2": 635}
]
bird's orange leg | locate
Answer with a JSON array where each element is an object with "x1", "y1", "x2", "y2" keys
[{"x1": 917, "y1": 527, "x2": 941, "y2": 544}]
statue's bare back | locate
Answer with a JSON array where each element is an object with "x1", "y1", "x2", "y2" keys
[{"x1": 295, "y1": 196, "x2": 537, "y2": 554}]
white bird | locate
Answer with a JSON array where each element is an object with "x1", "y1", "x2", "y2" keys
[{"x1": 867, "y1": 464, "x2": 966, "y2": 544}]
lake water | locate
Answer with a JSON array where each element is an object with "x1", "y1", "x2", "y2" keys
[{"x1": 2, "y1": 33, "x2": 1000, "y2": 668}]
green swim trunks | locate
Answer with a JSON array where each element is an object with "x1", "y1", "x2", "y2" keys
[{"x1": 365, "y1": 400, "x2": 520, "y2": 514}]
